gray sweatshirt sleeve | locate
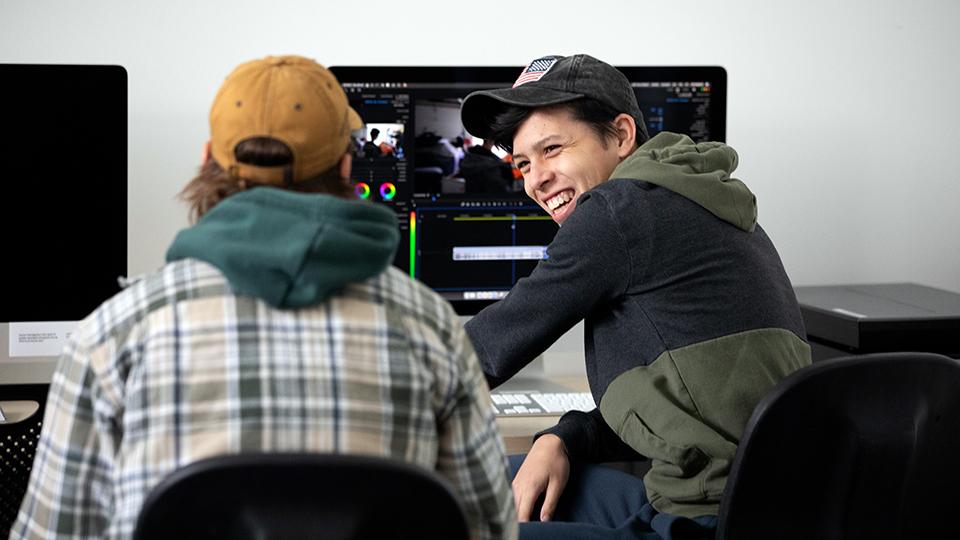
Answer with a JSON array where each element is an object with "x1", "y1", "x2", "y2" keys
[{"x1": 464, "y1": 190, "x2": 632, "y2": 388}]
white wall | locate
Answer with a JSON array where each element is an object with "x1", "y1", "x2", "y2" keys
[{"x1": 2, "y1": 0, "x2": 958, "y2": 296}]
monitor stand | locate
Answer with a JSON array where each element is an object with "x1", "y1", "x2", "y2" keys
[{"x1": 492, "y1": 355, "x2": 574, "y2": 394}]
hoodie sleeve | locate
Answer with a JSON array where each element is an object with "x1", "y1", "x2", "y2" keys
[
  {"x1": 465, "y1": 190, "x2": 635, "y2": 387},
  {"x1": 534, "y1": 408, "x2": 645, "y2": 463}
]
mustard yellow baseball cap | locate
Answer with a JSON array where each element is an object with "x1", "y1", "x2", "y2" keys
[{"x1": 209, "y1": 55, "x2": 362, "y2": 184}]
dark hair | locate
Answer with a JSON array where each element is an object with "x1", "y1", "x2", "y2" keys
[
  {"x1": 179, "y1": 137, "x2": 352, "y2": 222},
  {"x1": 487, "y1": 98, "x2": 647, "y2": 154},
  {"x1": 369, "y1": 128, "x2": 380, "y2": 139}
]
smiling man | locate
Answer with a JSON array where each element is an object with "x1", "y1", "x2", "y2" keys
[
  {"x1": 460, "y1": 54, "x2": 811, "y2": 540},
  {"x1": 514, "y1": 106, "x2": 630, "y2": 224}
]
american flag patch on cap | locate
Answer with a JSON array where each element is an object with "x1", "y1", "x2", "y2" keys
[{"x1": 513, "y1": 56, "x2": 562, "y2": 88}]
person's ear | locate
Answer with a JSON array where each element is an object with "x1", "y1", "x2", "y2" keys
[
  {"x1": 201, "y1": 140, "x2": 211, "y2": 164},
  {"x1": 612, "y1": 113, "x2": 638, "y2": 159},
  {"x1": 338, "y1": 151, "x2": 352, "y2": 180}
]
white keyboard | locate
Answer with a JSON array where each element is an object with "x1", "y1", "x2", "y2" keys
[{"x1": 491, "y1": 392, "x2": 595, "y2": 416}]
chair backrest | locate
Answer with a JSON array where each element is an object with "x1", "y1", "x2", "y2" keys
[
  {"x1": 0, "y1": 384, "x2": 48, "y2": 539},
  {"x1": 716, "y1": 352, "x2": 960, "y2": 540},
  {"x1": 134, "y1": 452, "x2": 470, "y2": 540}
]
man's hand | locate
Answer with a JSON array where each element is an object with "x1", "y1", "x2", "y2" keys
[{"x1": 512, "y1": 434, "x2": 570, "y2": 522}]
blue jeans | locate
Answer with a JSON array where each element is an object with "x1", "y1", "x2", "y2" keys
[{"x1": 509, "y1": 455, "x2": 717, "y2": 540}]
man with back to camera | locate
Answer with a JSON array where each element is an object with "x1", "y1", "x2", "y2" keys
[
  {"x1": 459, "y1": 54, "x2": 812, "y2": 539},
  {"x1": 11, "y1": 55, "x2": 517, "y2": 540},
  {"x1": 362, "y1": 127, "x2": 383, "y2": 157}
]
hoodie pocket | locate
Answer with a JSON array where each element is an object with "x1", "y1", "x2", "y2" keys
[
  {"x1": 618, "y1": 411, "x2": 712, "y2": 503},
  {"x1": 619, "y1": 411, "x2": 709, "y2": 475}
]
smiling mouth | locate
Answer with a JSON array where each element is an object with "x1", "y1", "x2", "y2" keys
[{"x1": 545, "y1": 190, "x2": 574, "y2": 212}]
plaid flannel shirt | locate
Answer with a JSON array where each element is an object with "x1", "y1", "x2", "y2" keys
[{"x1": 11, "y1": 259, "x2": 517, "y2": 539}]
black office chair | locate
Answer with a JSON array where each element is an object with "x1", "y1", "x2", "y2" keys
[
  {"x1": 716, "y1": 352, "x2": 960, "y2": 540},
  {"x1": 0, "y1": 383, "x2": 48, "y2": 538},
  {"x1": 134, "y1": 452, "x2": 470, "y2": 540}
]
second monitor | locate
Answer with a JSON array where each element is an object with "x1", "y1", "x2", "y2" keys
[{"x1": 331, "y1": 65, "x2": 726, "y2": 314}]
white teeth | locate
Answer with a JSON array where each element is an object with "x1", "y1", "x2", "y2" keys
[{"x1": 546, "y1": 190, "x2": 573, "y2": 211}]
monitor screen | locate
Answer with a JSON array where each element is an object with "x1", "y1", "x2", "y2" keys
[
  {"x1": 330, "y1": 65, "x2": 726, "y2": 314},
  {"x1": 0, "y1": 64, "x2": 127, "y2": 372}
]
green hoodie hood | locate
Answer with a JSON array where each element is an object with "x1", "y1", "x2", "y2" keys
[
  {"x1": 166, "y1": 187, "x2": 399, "y2": 309},
  {"x1": 610, "y1": 132, "x2": 757, "y2": 232}
]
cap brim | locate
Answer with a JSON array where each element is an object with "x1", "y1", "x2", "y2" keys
[{"x1": 460, "y1": 85, "x2": 583, "y2": 140}]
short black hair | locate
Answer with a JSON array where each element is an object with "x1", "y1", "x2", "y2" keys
[
  {"x1": 369, "y1": 128, "x2": 380, "y2": 139},
  {"x1": 486, "y1": 97, "x2": 647, "y2": 154}
]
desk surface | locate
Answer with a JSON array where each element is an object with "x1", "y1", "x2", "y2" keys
[{"x1": 494, "y1": 376, "x2": 590, "y2": 455}]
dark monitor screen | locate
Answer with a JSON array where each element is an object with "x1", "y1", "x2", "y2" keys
[
  {"x1": 330, "y1": 65, "x2": 726, "y2": 314},
  {"x1": 0, "y1": 64, "x2": 127, "y2": 323}
]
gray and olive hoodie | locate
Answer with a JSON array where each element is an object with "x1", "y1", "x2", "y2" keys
[
  {"x1": 166, "y1": 187, "x2": 398, "y2": 307},
  {"x1": 465, "y1": 132, "x2": 811, "y2": 518}
]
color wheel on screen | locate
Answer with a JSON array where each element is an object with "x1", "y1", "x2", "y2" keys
[{"x1": 354, "y1": 182, "x2": 371, "y2": 199}]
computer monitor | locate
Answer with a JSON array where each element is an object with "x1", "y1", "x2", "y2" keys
[
  {"x1": 331, "y1": 65, "x2": 726, "y2": 315},
  {"x1": 0, "y1": 64, "x2": 127, "y2": 383}
]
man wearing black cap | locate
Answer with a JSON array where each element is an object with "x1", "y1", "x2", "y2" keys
[{"x1": 461, "y1": 54, "x2": 811, "y2": 539}]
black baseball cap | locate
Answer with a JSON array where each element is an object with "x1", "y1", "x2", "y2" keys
[{"x1": 460, "y1": 54, "x2": 649, "y2": 142}]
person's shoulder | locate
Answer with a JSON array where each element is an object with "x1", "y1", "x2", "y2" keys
[
  {"x1": 592, "y1": 177, "x2": 652, "y2": 197},
  {"x1": 570, "y1": 179, "x2": 644, "y2": 221},
  {"x1": 556, "y1": 179, "x2": 660, "y2": 246},
  {"x1": 75, "y1": 259, "x2": 230, "y2": 348},
  {"x1": 134, "y1": 258, "x2": 231, "y2": 306},
  {"x1": 582, "y1": 178, "x2": 673, "y2": 216},
  {"x1": 361, "y1": 266, "x2": 461, "y2": 333},
  {"x1": 381, "y1": 266, "x2": 457, "y2": 313}
]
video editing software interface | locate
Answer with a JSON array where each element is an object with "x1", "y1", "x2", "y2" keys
[{"x1": 331, "y1": 66, "x2": 726, "y2": 314}]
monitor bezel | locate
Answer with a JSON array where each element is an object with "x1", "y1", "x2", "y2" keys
[{"x1": 330, "y1": 65, "x2": 726, "y2": 142}]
